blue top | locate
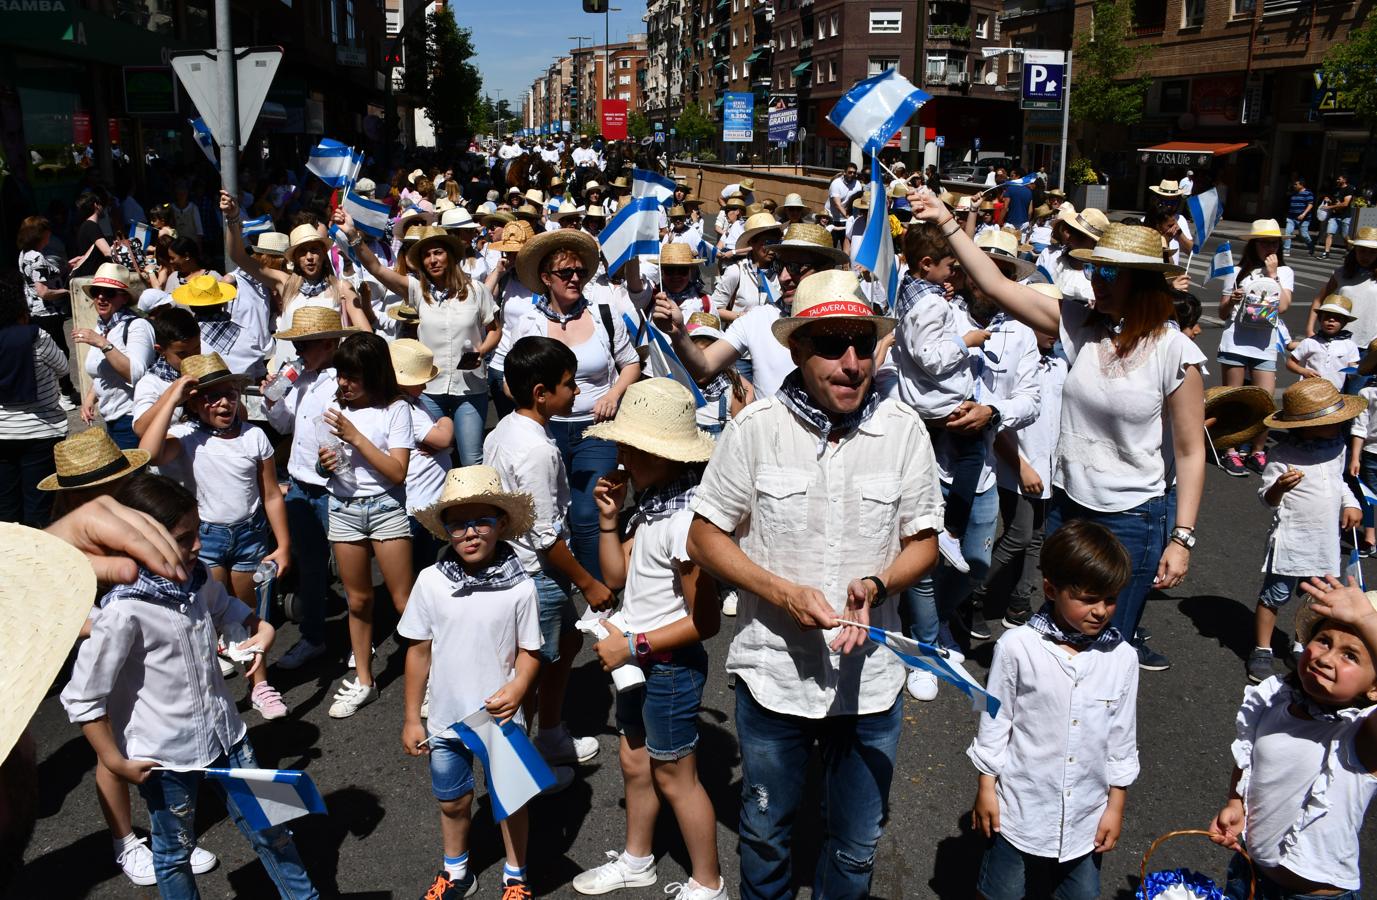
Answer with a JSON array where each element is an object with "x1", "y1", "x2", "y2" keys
[
  {"x1": 1003, "y1": 182, "x2": 1033, "y2": 228},
  {"x1": 1288, "y1": 189, "x2": 1315, "y2": 219}
]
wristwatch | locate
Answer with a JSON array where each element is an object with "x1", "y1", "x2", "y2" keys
[
  {"x1": 99, "y1": 343, "x2": 115, "y2": 353},
  {"x1": 986, "y1": 404, "x2": 1003, "y2": 430},
  {"x1": 863, "y1": 575, "x2": 888, "y2": 608},
  {"x1": 1169, "y1": 526, "x2": 1197, "y2": 550}
]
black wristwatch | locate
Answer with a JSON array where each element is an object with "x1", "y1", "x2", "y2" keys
[
  {"x1": 986, "y1": 404, "x2": 1002, "y2": 430},
  {"x1": 863, "y1": 575, "x2": 888, "y2": 608}
]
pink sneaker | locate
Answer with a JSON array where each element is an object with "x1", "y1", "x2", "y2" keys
[{"x1": 251, "y1": 681, "x2": 288, "y2": 720}]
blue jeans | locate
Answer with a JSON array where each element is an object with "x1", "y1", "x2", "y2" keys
[
  {"x1": 425, "y1": 391, "x2": 488, "y2": 467},
  {"x1": 935, "y1": 426, "x2": 986, "y2": 538},
  {"x1": 735, "y1": 683, "x2": 903, "y2": 900},
  {"x1": 137, "y1": 738, "x2": 317, "y2": 899},
  {"x1": 614, "y1": 643, "x2": 709, "y2": 760},
  {"x1": 284, "y1": 479, "x2": 331, "y2": 645},
  {"x1": 106, "y1": 414, "x2": 137, "y2": 450},
  {"x1": 976, "y1": 833, "x2": 1100, "y2": 900},
  {"x1": 1045, "y1": 489, "x2": 1168, "y2": 641},
  {"x1": 1284, "y1": 217, "x2": 1314, "y2": 254},
  {"x1": 1225, "y1": 853, "x2": 1359, "y2": 900},
  {"x1": 428, "y1": 733, "x2": 477, "y2": 801},
  {"x1": 198, "y1": 509, "x2": 272, "y2": 573},
  {"x1": 901, "y1": 484, "x2": 1000, "y2": 644},
  {"x1": 548, "y1": 417, "x2": 618, "y2": 582},
  {"x1": 488, "y1": 366, "x2": 515, "y2": 421},
  {"x1": 1358, "y1": 453, "x2": 1377, "y2": 532},
  {"x1": 532, "y1": 569, "x2": 577, "y2": 663},
  {"x1": 0, "y1": 437, "x2": 59, "y2": 528}
]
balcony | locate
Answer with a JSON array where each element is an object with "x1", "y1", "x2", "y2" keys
[
  {"x1": 927, "y1": 23, "x2": 972, "y2": 42},
  {"x1": 924, "y1": 70, "x2": 970, "y2": 87},
  {"x1": 799, "y1": 37, "x2": 813, "y2": 50},
  {"x1": 1132, "y1": 21, "x2": 1166, "y2": 35}
]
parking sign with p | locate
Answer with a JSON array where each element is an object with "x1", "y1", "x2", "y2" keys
[{"x1": 1021, "y1": 50, "x2": 1065, "y2": 110}]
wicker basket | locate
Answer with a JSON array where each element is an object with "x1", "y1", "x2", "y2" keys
[{"x1": 1137, "y1": 829, "x2": 1255, "y2": 900}]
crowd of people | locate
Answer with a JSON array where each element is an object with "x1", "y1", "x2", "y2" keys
[{"x1": 3, "y1": 132, "x2": 1377, "y2": 900}]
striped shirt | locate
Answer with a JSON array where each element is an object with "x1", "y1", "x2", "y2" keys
[
  {"x1": 1288, "y1": 189, "x2": 1314, "y2": 220},
  {"x1": 0, "y1": 328, "x2": 69, "y2": 441}
]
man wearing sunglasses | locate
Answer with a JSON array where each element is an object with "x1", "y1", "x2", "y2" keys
[
  {"x1": 655, "y1": 223, "x2": 848, "y2": 398},
  {"x1": 685, "y1": 268, "x2": 943, "y2": 900}
]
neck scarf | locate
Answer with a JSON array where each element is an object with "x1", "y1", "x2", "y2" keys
[
  {"x1": 1289, "y1": 679, "x2": 1363, "y2": 724},
  {"x1": 434, "y1": 542, "x2": 528, "y2": 593},
  {"x1": 298, "y1": 277, "x2": 330, "y2": 299},
  {"x1": 429, "y1": 285, "x2": 453, "y2": 303},
  {"x1": 1277, "y1": 430, "x2": 1346, "y2": 455},
  {"x1": 1025, "y1": 601, "x2": 1122, "y2": 649},
  {"x1": 1317, "y1": 329, "x2": 1353, "y2": 343},
  {"x1": 666, "y1": 284, "x2": 707, "y2": 309},
  {"x1": 149, "y1": 356, "x2": 180, "y2": 384},
  {"x1": 534, "y1": 294, "x2": 587, "y2": 326},
  {"x1": 775, "y1": 369, "x2": 881, "y2": 457},
  {"x1": 190, "y1": 414, "x2": 239, "y2": 438},
  {"x1": 105, "y1": 563, "x2": 210, "y2": 609},
  {"x1": 96, "y1": 307, "x2": 135, "y2": 337},
  {"x1": 699, "y1": 373, "x2": 732, "y2": 403},
  {"x1": 196, "y1": 306, "x2": 241, "y2": 355},
  {"x1": 626, "y1": 475, "x2": 700, "y2": 534}
]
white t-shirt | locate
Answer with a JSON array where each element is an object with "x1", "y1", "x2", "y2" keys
[
  {"x1": 171, "y1": 421, "x2": 274, "y2": 525},
  {"x1": 489, "y1": 277, "x2": 538, "y2": 371},
  {"x1": 722, "y1": 305, "x2": 795, "y2": 398},
  {"x1": 621, "y1": 507, "x2": 695, "y2": 633},
  {"x1": 397, "y1": 565, "x2": 542, "y2": 737},
  {"x1": 1292, "y1": 335, "x2": 1359, "y2": 391},
  {"x1": 1218, "y1": 266, "x2": 1296, "y2": 362},
  {"x1": 132, "y1": 370, "x2": 177, "y2": 422},
  {"x1": 404, "y1": 397, "x2": 451, "y2": 514},
  {"x1": 329, "y1": 399, "x2": 414, "y2": 498},
  {"x1": 828, "y1": 175, "x2": 860, "y2": 218},
  {"x1": 1350, "y1": 387, "x2": 1377, "y2": 455}
]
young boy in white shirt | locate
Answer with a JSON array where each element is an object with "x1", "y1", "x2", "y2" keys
[
  {"x1": 402, "y1": 466, "x2": 545, "y2": 899},
  {"x1": 968, "y1": 520, "x2": 1139, "y2": 900},
  {"x1": 1288, "y1": 294, "x2": 1359, "y2": 391}
]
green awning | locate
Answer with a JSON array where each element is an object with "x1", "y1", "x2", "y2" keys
[
  {"x1": 745, "y1": 48, "x2": 763, "y2": 62},
  {"x1": 715, "y1": 60, "x2": 728, "y2": 69},
  {"x1": 791, "y1": 60, "x2": 813, "y2": 75},
  {"x1": 713, "y1": 97, "x2": 725, "y2": 108},
  {"x1": 715, "y1": 0, "x2": 728, "y2": 8}
]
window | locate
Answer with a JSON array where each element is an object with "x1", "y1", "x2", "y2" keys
[
  {"x1": 619, "y1": 58, "x2": 631, "y2": 69},
  {"x1": 926, "y1": 54, "x2": 947, "y2": 79},
  {"x1": 1182, "y1": 0, "x2": 1205, "y2": 25},
  {"x1": 830, "y1": 12, "x2": 839, "y2": 36},
  {"x1": 345, "y1": 0, "x2": 356, "y2": 42},
  {"x1": 618, "y1": 74, "x2": 631, "y2": 84},
  {"x1": 1233, "y1": 0, "x2": 1254, "y2": 14},
  {"x1": 818, "y1": 18, "x2": 827, "y2": 39},
  {"x1": 731, "y1": 28, "x2": 737, "y2": 46},
  {"x1": 869, "y1": 10, "x2": 901, "y2": 32},
  {"x1": 868, "y1": 56, "x2": 899, "y2": 77},
  {"x1": 789, "y1": 27, "x2": 797, "y2": 47},
  {"x1": 975, "y1": 13, "x2": 989, "y2": 37},
  {"x1": 731, "y1": 63, "x2": 738, "y2": 79},
  {"x1": 1159, "y1": 79, "x2": 1189, "y2": 112},
  {"x1": 618, "y1": 92, "x2": 631, "y2": 100}
]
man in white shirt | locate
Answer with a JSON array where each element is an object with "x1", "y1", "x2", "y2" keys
[
  {"x1": 1178, "y1": 170, "x2": 1194, "y2": 196},
  {"x1": 828, "y1": 163, "x2": 861, "y2": 223},
  {"x1": 686, "y1": 269, "x2": 942, "y2": 900},
  {"x1": 572, "y1": 137, "x2": 599, "y2": 169}
]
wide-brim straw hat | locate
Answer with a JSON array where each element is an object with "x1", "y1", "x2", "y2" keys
[
  {"x1": 396, "y1": 208, "x2": 435, "y2": 234},
  {"x1": 37, "y1": 427, "x2": 149, "y2": 491},
  {"x1": 610, "y1": 177, "x2": 630, "y2": 192},
  {"x1": 253, "y1": 232, "x2": 289, "y2": 256},
  {"x1": 180, "y1": 352, "x2": 250, "y2": 393},
  {"x1": 354, "y1": 177, "x2": 377, "y2": 197},
  {"x1": 739, "y1": 177, "x2": 756, "y2": 192},
  {"x1": 660, "y1": 243, "x2": 705, "y2": 267},
  {"x1": 390, "y1": 338, "x2": 439, "y2": 386},
  {"x1": 976, "y1": 229, "x2": 1037, "y2": 281},
  {"x1": 723, "y1": 195, "x2": 747, "y2": 211},
  {"x1": 406, "y1": 226, "x2": 466, "y2": 270},
  {"x1": 554, "y1": 202, "x2": 586, "y2": 223},
  {"x1": 1204, "y1": 385, "x2": 1274, "y2": 449},
  {"x1": 273, "y1": 305, "x2": 360, "y2": 342},
  {"x1": 1295, "y1": 590, "x2": 1377, "y2": 646},
  {"x1": 1045, "y1": 188, "x2": 1067, "y2": 199},
  {"x1": 666, "y1": 204, "x2": 688, "y2": 219},
  {"x1": 772, "y1": 269, "x2": 897, "y2": 346},
  {"x1": 1316, "y1": 294, "x2": 1357, "y2": 321},
  {"x1": 80, "y1": 263, "x2": 135, "y2": 301},
  {"x1": 778, "y1": 192, "x2": 809, "y2": 211},
  {"x1": 1149, "y1": 179, "x2": 1184, "y2": 197},
  {"x1": 886, "y1": 181, "x2": 909, "y2": 200},
  {"x1": 172, "y1": 273, "x2": 238, "y2": 307},
  {"x1": 482, "y1": 210, "x2": 517, "y2": 228},
  {"x1": 585, "y1": 379, "x2": 717, "y2": 462},
  {"x1": 408, "y1": 168, "x2": 425, "y2": 185},
  {"x1": 583, "y1": 180, "x2": 603, "y2": 194},
  {"x1": 1069, "y1": 223, "x2": 1184, "y2": 275},
  {"x1": 515, "y1": 203, "x2": 544, "y2": 222},
  {"x1": 1057, "y1": 206, "x2": 1107, "y2": 242},
  {"x1": 0, "y1": 522, "x2": 97, "y2": 761},
  {"x1": 583, "y1": 205, "x2": 607, "y2": 221},
  {"x1": 440, "y1": 207, "x2": 480, "y2": 231},
  {"x1": 1245, "y1": 218, "x2": 1283, "y2": 240},
  {"x1": 687, "y1": 311, "x2": 727, "y2": 343},
  {"x1": 852, "y1": 194, "x2": 871, "y2": 212},
  {"x1": 774, "y1": 223, "x2": 849, "y2": 268},
  {"x1": 736, "y1": 212, "x2": 784, "y2": 251},
  {"x1": 1350, "y1": 226, "x2": 1377, "y2": 249},
  {"x1": 524, "y1": 188, "x2": 546, "y2": 208},
  {"x1": 286, "y1": 224, "x2": 329, "y2": 264},
  {"x1": 1028, "y1": 282, "x2": 1063, "y2": 301},
  {"x1": 515, "y1": 229, "x2": 600, "y2": 294},
  {"x1": 1263, "y1": 377, "x2": 1366, "y2": 430},
  {"x1": 490, "y1": 218, "x2": 537, "y2": 253},
  {"x1": 1032, "y1": 204, "x2": 1052, "y2": 220},
  {"x1": 416, "y1": 466, "x2": 536, "y2": 541},
  {"x1": 386, "y1": 304, "x2": 420, "y2": 324},
  {"x1": 434, "y1": 198, "x2": 456, "y2": 214}
]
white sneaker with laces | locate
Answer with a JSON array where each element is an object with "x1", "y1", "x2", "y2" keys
[
  {"x1": 535, "y1": 726, "x2": 599, "y2": 764},
  {"x1": 327, "y1": 678, "x2": 378, "y2": 718},
  {"x1": 906, "y1": 670, "x2": 938, "y2": 701},
  {"x1": 58, "y1": 394, "x2": 77, "y2": 412},
  {"x1": 572, "y1": 850, "x2": 658, "y2": 895},
  {"x1": 276, "y1": 638, "x2": 325, "y2": 671},
  {"x1": 117, "y1": 837, "x2": 157, "y2": 886},
  {"x1": 189, "y1": 845, "x2": 218, "y2": 874},
  {"x1": 938, "y1": 531, "x2": 970, "y2": 574},
  {"x1": 721, "y1": 590, "x2": 738, "y2": 617},
  {"x1": 664, "y1": 878, "x2": 727, "y2": 899}
]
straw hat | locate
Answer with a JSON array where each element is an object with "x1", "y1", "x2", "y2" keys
[
  {"x1": 285, "y1": 223, "x2": 329, "y2": 265},
  {"x1": 1315, "y1": 294, "x2": 1358, "y2": 322},
  {"x1": 723, "y1": 195, "x2": 747, "y2": 211},
  {"x1": 171, "y1": 273, "x2": 237, "y2": 307},
  {"x1": 0, "y1": 522, "x2": 97, "y2": 762},
  {"x1": 778, "y1": 192, "x2": 809, "y2": 212},
  {"x1": 180, "y1": 352, "x2": 250, "y2": 392},
  {"x1": 1244, "y1": 218, "x2": 1283, "y2": 239},
  {"x1": 389, "y1": 338, "x2": 439, "y2": 386},
  {"x1": 583, "y1": 204, "x2": 608, "y2": 222},
  {"x1": 773, "y1": 223, "x2": 849, "y2": 268},
  {"x1": 490, "y1": 218, "x2": 537, "y2": 252},
  {"x1": 523, "y1": 188, "x2": 546, "y2": 208},
  {"x1": 686, "y1": 311, "x2": 727, "y2": 343},
  {"x1": 1069, "y1": 223, "x2": 1184, "y2": 275},
  {"x1": 583, "y1": 180, "x2": 603, "y2": 194},
  {"x1": 1032, "y1": 204, "x2": 1052, "y2": 220},
  {"x1": 80, "y1": 263, "x2": 135, "y2": 301},
  {"x1": 585, "y1": 379, "x2": 717, "y2": 462},
  {"x1": 975, "y1": 230, "x2": 1037, "y2": 281},
  {"x1": 408, "y1": 168, "x2": 425, "y2": 184},
  {"x1": 515, "y1": 202, "x2": 544, "y2": 223},
  {"x1": 681, "y1": 197, "x2": 704, "y2": 208},
  {"x1": 771, "y1": 270, "x2": 897, "y2": 346},
  {"x1": 434, "y1": 198, "x2": 456, "y2": 214},
  {"x1": 978, "y1": 200, "x2": 995, "y2": 212},
  {"x1": 515, "y1": 229, "x2": 600, "y2": 294},
  {"x1": 439, "y1": 207, "x2": 480, "y2": 232},
  {"x1": 37, "y1": 428, "x2": 149, "y2": 491},
  {"x1": 1263, "y1": 377, "x2": 1365, "y2": 430},
  {"x1": 610, "y1": 176, "x2": 630, "y2": 192},
  {"x1": 506, "y1": 185, "x2": 525, "y2": 199},
  {"x1": 852, "y1": 193, "x2": 871, "y2": 212},
  {"x1": 549, "y1": 175, "x2": 566, "y2": 190},
  {"x1": 406, "y1": 225, "x2": 466, "y2": 270},
  {"x1": 1148, "y1": 179, "x2": 1184, "y2": 198},
  {"x1": 886, "y1": 181, "x2": 910, "y2": 200},
  {"x1": 482, "y1": 210, "x2": 517, "y2": 228},
  {"x1": 553, "y1": 201, "x2": 586, "y2": 223},
  {"x1": 354, "y1": 177, "x2": 377, "y2": 197},
  {"x1": 396, "y1": 207, "x2": 434, "y2": 234},
  {"x1": 1057, "y1": 206, "x2": 1108, "y2": 242},
  {"x1": 736, "y1": 212, "x2": 784, "y2": 250},
  {"x1": 666, "y1": 204, "x2": 688, "y2": 220},
  {"x1": 659, "y1": 243, "x2": 705, "y2": 267},
  {"x1": 253, "y1": 232, "x2": 289, "y2": 256},
  {"x1": 386, "y1": 304, "x2": 420, "y2": 324},
  {"x1": 273, "y1": 305, "x2": 360, "y2": 342},
  {"x1": 416, "y1": 466, "x2": 536, "y2": 541},
  {"x1": 1203, "y1": 385, "x2": 1274, "y2": 450},
  {"x1": 1350, "y1": 226, "x2": 1377, "y2": 250},
  {"x1": 1295, "y1": 589, "x2": 1377, "y2": 646},
  {"x1": 1045, "y1": 188, "x2": 1067, "y2": 200},
  {"x1": 738, "y1": 177, "x2": 756, "y2": 192}
]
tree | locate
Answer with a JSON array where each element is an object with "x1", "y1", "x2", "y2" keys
[
  {"x1": 411, "y1": 10, "x2": 484, "y2": 146},
  {"x1": 1069, "y1": 0, "x2": 1154, "y2": 139},
  {"x1": 674, "y1": 104, "x2": 716, "y2": 144},
  {"x1": 627, "y1": 112, "x2": 653, "y2": 141},
  {"x1": 1322, "y1": 16, "x2": 1377, "y2": 126}
]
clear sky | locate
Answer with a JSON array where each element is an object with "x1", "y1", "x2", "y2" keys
[{"x1": 454, "y1": 1, "x2": 648, "y2": 107}]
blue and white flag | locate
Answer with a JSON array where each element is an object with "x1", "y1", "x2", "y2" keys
[
  {"x1": 327, "y1": 223, "x2": 358, "y2": 268},
  {"x1": 1209, "y1": 241, "x2": 1236, "y2": 282},
  {"x1": 624, "y1": 313, "x2": 707, "y2": 408},
  {"x1": 1009, "y1": 173, "x2": 1039, "y2": 187},
  {"x1": 856, "y1": 623, "x2": 1000, "y2": 717},
  {"x1": 145, "y1": 768, "x2": 329, "y2": 831},
  {"x1": 188, "y1": 118, "x2": 219, "y2": 172},
  {"x1": 1186, "y1": 187, "x2": 1224, "y2": 254},
  {"x1": 239, "y1": 214, "x2": 273, "y2": 238},
  {"x1": 826, "y1": 68, "x2": 930, "y2": 156},
  {"x1": 853, "y1": 158, "x2": 898, "y2": 311},
  {"x1": 1347, "y1": 530, "x2": 1367, "y2": 590},
  {"x1": 694, "y1": 235, "x2": 718, "y2": 268},
  {"x1": 306, "y1": 138, "x2": 358, "y2": 190},
  {"x1": 128, "y1": 221, "x2": 154, "y2": 251},
  {"x1": 599, "y1": 197, "x2": 663, "y2": 276},
  {"x1": 629, "y1": 168, "x2": 677, "y2": 208},
  {"x1": 447, "y1": 709, "x2": 556, "y2": 821},
  {"x1": 342, "y1": 190, "x2": 392, "y2": 240}
]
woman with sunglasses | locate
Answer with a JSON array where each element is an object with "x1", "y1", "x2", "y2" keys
[
  {"x1": 503, "y1": 230, "x2": 641, "y2": 581},
  {"x1": 72, "y1": 263, "x2": 156, "y2": 450},
  {"x1": 911, "y1": 190, "x2": 1206, "y2": 673}
]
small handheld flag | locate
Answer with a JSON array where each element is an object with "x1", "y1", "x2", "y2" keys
[
  {"x1": 1186, "y1": 188, "x2": 1223, "y2": 254},
  {"x1": 1209, "y1": 241, "x2": 1236, "y2": 282},
  {"x1": 842, "y1": 621, "x2": 1001, "y2": 717},
  {"x1": 239, "y1": 214, "x2": 273, "y2": 238},
  {"x1": 1347, "y1": 530, "x2": 1367, "y2": 590},
  {"x1": 150, "y1": 767, "x2": 328, "y2": 830},
  {"x1": 629, "y1": 168, "x2": 677, "y2": 208},
  {"x1": 128, "y1": 222, "x2": 154, "y2": 251},
  {"x1": 623, "y1": 313, "x2": 707, "y2": 408},
  {"x1": 449, "y1": 709, "x2": 556, "y2": 821},
  {"x1": 599, "y1": 195, "x2": 662, "y2": 276},
  {"x1": 306, "y1": 138, "x2": 359, "y2": 190},
  {"x1": 342, "y1": 190, "x2": 392, "y2": 240},
  {"x1": 826, "y1": 68, "x2": 930, "y2": 156},
  {"x1": 188, "y1": 118, "x2": 219, "y2": 172}
]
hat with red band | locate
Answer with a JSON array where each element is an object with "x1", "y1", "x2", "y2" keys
[{"x1": 771, "y1": 269, "x2": 896, "y2": 347}]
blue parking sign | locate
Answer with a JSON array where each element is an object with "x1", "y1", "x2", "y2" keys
[{"x1": 1021, "y1": 50, "x2": 1065, "y2": 110}]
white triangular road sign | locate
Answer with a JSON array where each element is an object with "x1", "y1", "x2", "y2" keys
[{"x1": 171, "y1": 46, "x2": 282, "y2": 150}]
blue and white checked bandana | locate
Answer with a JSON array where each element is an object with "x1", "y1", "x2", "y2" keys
[
  {"x1": 625, "y1": 475, "x2": 699, "y2": 535},
  {"x1": 297, "y1": 278, "x2": 331, "y2": 299},
  {"x1": 196, "y1": 307, "x2": 241, "y2": 355},
  {"x1": 1025, "y1": 601, "x2": 1122, "y2": 649},
  {"x1": 894, "y1": 273, "x2": 946, "y2": 322},
  {"x1": 435, "y1": 543, "x2": 528, "y2": 593},
  {"x1": 149, "y1": 356, "x2": 179, "y2": 384},
  {"x1": 776, "y1": 369, "x2": 882, "y2": 457},
  {"x1": 103, "y1": 563, "x2": 210, "y2": 609},
  {"x1": 534, "y1": 294, "x2": 587, "y2": 326},
  {"x1": 96, "y1": 308, "x2": 136, "y2": 337}
]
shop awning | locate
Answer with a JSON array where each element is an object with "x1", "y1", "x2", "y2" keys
[
  {"x1": 713, "y1": 97, "x2": 725, "y2": 108},
  {"x1": 745, "y1": 48, "x2": 763, "y2": 62},
  {"x1": 791, "y1": 60, "x2": 813, "y2": 75},
  {"x1": 1136, "y1": 141, "x2": 1249, "y2": 167}
]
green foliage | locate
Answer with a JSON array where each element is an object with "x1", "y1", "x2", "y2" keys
[
  {"x1": 1066, "y1": 158, "x2": 1098, "y2": 188},
  {"x1": 674, "y1": 104, "x2": 717, "y2": 143},
  {"x1": 627, "y1": 112, "x2": 653, "y2": 141},
  {"x1": 1070, "y1": 0, "x2": 1153, "y2": 133},
  {"x1": 1322, "y1": 17, "x2": 1377, "y2": 125},
  {"x1": 415, "y1": 11, "x2": 484, "y2": 146}
]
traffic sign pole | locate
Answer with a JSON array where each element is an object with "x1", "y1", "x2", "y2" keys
[
  {"x1": 214, "y1": 0, "x2": 239, "y2": 210},
  {"x1": 1058, "y1": 50, "x2": 1073, "y2": 191}
]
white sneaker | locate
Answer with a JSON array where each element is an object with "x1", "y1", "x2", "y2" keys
[
  {"x1": 539, "y1": 765, "x2": 577, "y2": 796},
  {"x1": 276, "y1": 638, "x2": 325, "y2": 671},
  {"x1": 665, "y1": 878, "x2": 727, "y2": 899},
  {"x1": 938, "y1": 531, "x2": 970, "y2": 574},
  {"x1": 116, "y1": 837, "x2": 156, "y2": 886},
  {"x1": 218, "y1": 656, "x2": 236, "y2": 678},
  {"x1": 535, "y1": 726, "x2": 600, "y2": 764},
  {"x1": 906, "y1": 670, "x2": 939, "y2": 701},
  {"x1": 940, "y1": 644, "x2": 966, "y2": 666},
  {"x1": 721, "y1": 590, "x2": 738, "y2": 617},
  {"x1": 190, "y1": 845, "x2": 218, "y2": 874},
  {"x1": 327, "y1": 678, "x2": 378, "y2": 718},
  {"x1": 58, "y1": 394, "x2": 77, "y2": 412},
  {"x1": 572, "y1": 850, "x2": 658, "y2": 895}
]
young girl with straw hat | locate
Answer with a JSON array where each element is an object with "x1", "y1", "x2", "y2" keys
[{"x1": 576, "y1": 379, "x2": 725, "y2": 900}]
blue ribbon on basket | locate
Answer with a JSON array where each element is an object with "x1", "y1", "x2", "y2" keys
[{"x1": 1137, "y1": 868, "x2": 1226, "y2": 900}]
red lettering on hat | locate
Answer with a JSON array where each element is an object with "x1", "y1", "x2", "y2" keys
[{"x1": 796, "y1": 300, "x2": 874, "y2": 319}]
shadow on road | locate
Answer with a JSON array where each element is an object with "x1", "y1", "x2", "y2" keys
[{"x1": 1177, "y1": 593, "x2": 1256, "y2": 662}]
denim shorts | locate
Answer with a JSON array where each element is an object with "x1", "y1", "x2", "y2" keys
[
  {"x1": 976, "y1": 833, "x2": 1101, "y2": 900},
  {"x1": 427, "y1": 733, "x2": 476, "y2": 801},
  {"x1": 615, "y1": 642, "x2": 709, "y2": 761},
  {"x1": 1225, "y1": 853, "x2": 1360, "y2": 900},
  {"x1": 1217, "y1": 350, "x2": 1277, "y2": 372},
  {"x1": 198, "y1": 508, "x2": 272, "y2": 572},
  {"x1": 531, "y1": 569, "x2": 577, "y2": 663},
  {"x1": 328, "y1": 490, "x2": 411, "y2": 542},
  {"x1": 1258, "y1": 571, "x2": 1304, "y2": 610}
]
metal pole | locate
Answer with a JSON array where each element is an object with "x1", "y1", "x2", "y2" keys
[
  {"x1": 215, "y1": 0, "x2": 239, "y2": 243},
  {"x1": 604, "y1": 8, "x2": 610, "y2": 129},
  {"x1": 1057, "y1": 49, "x2": 1072, "y2": 191}
]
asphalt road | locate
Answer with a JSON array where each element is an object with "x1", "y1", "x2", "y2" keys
[{"x1": 10, "y1": 229, "x2": 1376, "y2": 899}]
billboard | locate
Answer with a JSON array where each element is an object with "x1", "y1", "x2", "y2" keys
[
  {"x1": 723, "y1": 92, "x2": 754, "y2": 142},
  {"x1": 767, "y1": 105, "x2": 798, "y2": 143},
  {"x1": 601, "y1": 100, "x2": 628, "y2": 140}
]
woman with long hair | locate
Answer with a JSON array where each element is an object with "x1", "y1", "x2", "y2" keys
[{"x1": 70, "y1": 264, "x2": 157, "y2": 449}]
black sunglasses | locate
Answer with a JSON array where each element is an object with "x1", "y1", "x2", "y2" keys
[
  {"x1": 780, "y1": 260, "x2": 816, "y2": 278},
  {"x1": 803, "y1": 330, "x2": 879, "y2": 359},
  {"x1": 546, "y1": 266, "x2": 588, "y2": 282}
]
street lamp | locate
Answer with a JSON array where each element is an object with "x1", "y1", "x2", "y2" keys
[{"x1": 605, "y1": 7, "x2": 622, "y2": 115}]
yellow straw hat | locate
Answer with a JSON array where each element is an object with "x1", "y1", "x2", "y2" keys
[
  {"x1": 659, "y1": 243, "x2": 705, "y2": 267},
  {"x1": 774, "y1": 223, "x2": 849, "y2": 268},
  {"x1": 515, "y1": 229, "x2": 600, "y2": 294},
  {"x1": 37, "y1": 428, "x2": 149, "y2": 492},
  {"x1": 1351, "y1": 226, "x2": 1377, "y2": 250},
  {"x1": 1069, "y1": 223, "x2": 1184, "y2": 275},
  {"x1": 771, "y1": 269, "x2": 896, "y2": 346},
  {"x1": 390, "y1": 338, "x2": 440, "y2": 386},
  {"x1": 416, "y1": 466, "x2": 536, "y2": 541},
  {"x1": 585, "y1": 379, "x2": 717, "y2": 462},
  {"x1": 490, "y1": 219, "x2": 537, "y2": 253},
  {"x1": 1244, "y1": 218, "x2": 1283, "y2": 240},
  {"x1": 736, "y1": 212, "x2": 784, "y2": 251},
  {"x1": 1315, "y1": 294, "x2": 1357, "y2": 322},
  {"x1": 1263, "y1": 377, "x2": 1366, "y2": 430},
  {"x1": 171, "y1": 273, "x2": 237, "y2": 307}
]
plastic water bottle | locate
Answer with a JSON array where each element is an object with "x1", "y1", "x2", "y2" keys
[
  {"x1": 315, "y1": 413, "x2": 356, "y2": 489},
  {"x1": 263, "y1": 357, "x2": 304, "y2": 402},
  {"x1": 252, "y1": 559, "x2": 278, "y2": 585}
]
